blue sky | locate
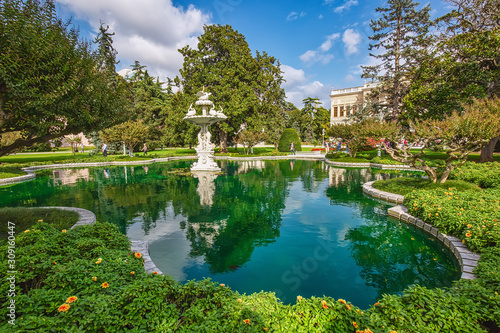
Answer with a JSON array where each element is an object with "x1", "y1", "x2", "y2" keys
[{"x1": 55, "y1": 0, "x2": 451, "y2": 108}]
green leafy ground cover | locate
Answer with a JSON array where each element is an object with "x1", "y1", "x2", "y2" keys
[{"x1": 372, "y1": 177, "x2": 481, "y2": 196}]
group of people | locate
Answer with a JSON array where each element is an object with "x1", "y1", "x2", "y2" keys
[{"x1": 101, "y1": 143, "x2": 148, "y2": 157}]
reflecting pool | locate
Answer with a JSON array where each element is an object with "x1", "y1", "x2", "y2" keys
[{"x1": 0, "y1": 160, "x2": 460, "y2": 308}]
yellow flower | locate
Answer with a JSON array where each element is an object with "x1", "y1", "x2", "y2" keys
[
  {"x1": 220, "y1": 284, "x2": 225, "y2": 287},
  {"x1": 58, "y1": 303, "x2": 70, "y2": 312},
  {"x1": 66, "y1": 296, "x2": 78, "y2": 304},
  {"x1": 95, "y1": 258, "x2": 102, "y2": 264},
  {"x1": 101, "y1": 282, "x2": 109, "y2": 288},
  {"x1": 467, "y1": 224, "x2": 472, "y2": 228},
  {"x1": 237, "y1": 299, "x2": 242, "y2": 303},
  {"x1": 24, "y1": 230, "x2": 30, "y2": 233},
  {"x1": 38, "y1": 219, "x2": 43, "y2": 222},
  {"x1": 134, "y1": 252, "x2": 142, "y2": 259},
  {"x1": 62, "y1": 230, "x2": 67, "y2": 233},
  {"x1": 321, "y1": 300, "x2": 328, "y2": 309},
  {"x1": 243, "y1": 319, "x2": 250, "y2": 324},
  {"x1": 338, "y1": 299, "x2": 347, "y2": 304},
  {"x1": 353, "y1": 322, "x2": 358, "y2": 328},
  {"x1": 92, "y1": 276, "x2": 97, "y2": 281},
  {"x1": 297, "y1": 296, "x2": 303, "y2": 302},
  {"x1": 465, "y1": 232, "x2": 471, "y2": 237}
]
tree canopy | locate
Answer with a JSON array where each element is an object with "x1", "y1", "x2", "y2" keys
[
  {"x1": 176, "y1": 24, "x2": 284, "y2": 152},
  {"x1": 0, "y1": 0, "x2": 126, "y2": 157}
]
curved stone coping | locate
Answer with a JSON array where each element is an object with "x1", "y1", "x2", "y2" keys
[
  {"x1": 362, "y1": 181, "x2": 405, "y2": 204},
  {"x1": 37, "y1": 206, "x2": 97, "y2": 229},
  {"x1": 130, "y1": 241, "x2": 163, "y2": 274},
  {"x1": 362, "y1": 182, "x2": 480, "y2": 280},
  {"x1": 325, "y1": 160, "x2": 423, "y2": 171}
]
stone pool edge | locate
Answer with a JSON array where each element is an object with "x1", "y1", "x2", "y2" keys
[
  {"x1": 362, "y1": 181, "x2": 480, "y2": 280},
  {"x1": 36, "y1": 206, "x2": 163, "y2": 275}
]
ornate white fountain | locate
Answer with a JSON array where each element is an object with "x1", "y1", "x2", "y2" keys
[{"x1": 184, "y1": 89, "x2": 227, "y2": 172}]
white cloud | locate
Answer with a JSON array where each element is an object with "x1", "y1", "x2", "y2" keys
[
  {"x1": 342, "y1": 29, "x2": 362, "y2": 55},
  {"x1": 319, "y1": 33, "x2": 340, "y2": 52},
  {"x1": 56, "y1": 0, "x2": 210, "y2": 79},
  {"x1": 281, "y1": 65, "x2": 331, "y2": 108},
  {"x1": 299, "y1": 33, "x2": 339, "y2": 66},
  {"x1": 334, "y1": 0, "x2": 359, "y2": 13},
  {"x1": 286, "y1": 11, "x2": 306, "y2": 21}
]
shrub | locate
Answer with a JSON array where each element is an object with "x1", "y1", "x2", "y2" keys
[
  {"x1": 450, "y1": 162, "x2": 500, "y2": 189},
  {"x1": 278, "y1": 128, "x2": 301, "y2": 152}
]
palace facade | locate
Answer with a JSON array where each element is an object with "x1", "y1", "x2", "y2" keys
[{"x1": 329, "y1": 82, "x2": 378, "y2": 124}]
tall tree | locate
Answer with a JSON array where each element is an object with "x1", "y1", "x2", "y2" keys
[
  {"x1": 0, "y1": 0, "x2": 125, "y2": 157},
  {"x1": 404, "y1": 0, "x2": 500, "y2": 161},
  {"x1": 177, "y1": 24, "x2": 283, "y2": 152},
  {"x1": 362, "y1": 0, "x2": 432, "y2": 121}
]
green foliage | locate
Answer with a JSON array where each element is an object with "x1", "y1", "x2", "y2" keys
[
  {"x1": 177, "y1": 24, "x2": 284, "y2": 151},
  {"x1": 404, "y1": 188, "x2": 500, "y2": 253},
  {"x1": 278, "y1": 128, "x2": 301, "y2": 152},
  {"x1": 0, "y1": 0, "x2": 126, "y2": 157},
  {"x1": 100, "y1": 120, "x2": 151, "y2": 154},
  {"x1": 450, "y1": 161, "x2": 500, "y2": 189},
  {"x1": 372, "y1": 177, "x2": 481, "y2": 196},
  {"x1": 361, "y1": 0, "x2": 432, "y2": 119}
]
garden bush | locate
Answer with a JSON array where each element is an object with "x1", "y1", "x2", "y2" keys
[
  {"x1": 450, "y1": 161, "x2": 500, "y2": 189},
  {"x1": 278, "y1": 128, "x2": 301, "y2": 152}
]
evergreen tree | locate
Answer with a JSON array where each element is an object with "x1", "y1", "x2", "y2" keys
[
  {"x1": 177, "y1": 24, "x2": 284, "y2": 152},
  {"x1": 361, "y1": 0, "x2": 432, "y2": 121},
  {"x1": 0, "y1": 0, "x2": 126, "y2": 157}
]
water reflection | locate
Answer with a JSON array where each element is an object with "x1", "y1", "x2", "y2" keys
[{"x1": 0, "y1": 161, "x2": 459, "y2": 307}]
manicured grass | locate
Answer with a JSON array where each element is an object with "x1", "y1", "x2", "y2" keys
[
  {"x1": 372, "y1": 177, "x2": 482, "y2": 195},
  {"x1": 0, "y1": 207, "x2": 79, "y2": 243}
]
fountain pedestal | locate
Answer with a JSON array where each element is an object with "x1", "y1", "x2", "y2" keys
[{"x1": 184, "y1": 90, "x2": 227, "y2": 172}]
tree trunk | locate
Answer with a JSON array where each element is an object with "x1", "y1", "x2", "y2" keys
[{"x1": 479, "y1": 136, "x2": 499, "y2": 163}]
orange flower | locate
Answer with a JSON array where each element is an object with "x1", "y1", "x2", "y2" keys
[
  {"x1": 66, "y1": 296, "x2": 78, "y2": 303},
  {"x1": 353, "y1": 322, "x2": 358, "y2": 328},
  {"x1": 95, "y1": 258, "x2": 102, "y2": 264},
  {"x1": 24, "y1": 230, "x2": 30, "y2": 233},
  {"x1": 134, "y1": 252, "x2": 142, "y2": 259},
  {"x1": 92, "y1": 276, "x2": 97, "y2": 281},
  {"x1": 58, "y1": 303, "x2": 70, "y2": 312},
  {"x1": 243, "y1": 319, "x2": 250, "y2": 324},
  {"x1": 153, "y1": 271, "x2": 158, "y2": 275},
  {"x1": 38, "y1": 219, "x2": 43, "y2": 222},
  {"x1": 130, "y1": 271, "x2": 135, "y2": 275},
  {"x1": 237, "y1": 299, "x2": 242, "y2": 303},
  {"x1": 101, "y1": 282, "x2": 109, "y2": 288},
  {"x1": 373, "y1": 302, "x2": 380, "y2": 307},
  {"x1": 338, "y1": 299, "x2": 347, "y2": 304},
  {"x1": 62, "y1": 229, "x2": 67, "y2": 233},
  {"x1": 465, "y1": 232, "x2": 471, "y2": 237},
  {"x1": 220, "y1": 284, "x2": 225, "y2": 287},
  {"x1": 321, "y1": 300, "x2": 328, "y2": 309},
  {"x1": 346, "y1": 304, "x2": 352, "y2": 310}
]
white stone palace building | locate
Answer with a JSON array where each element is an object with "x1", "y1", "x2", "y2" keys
[{"x1": 329, "y1": 82, "x2": 378, "y2": 124}]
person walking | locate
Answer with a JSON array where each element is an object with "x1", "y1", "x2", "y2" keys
[
  {"x1": 102, "y1": 143, "x2": 107, "y2": 157},
  {"x1": 289, "y1": 141, "x2": 295, "y2": 155},
  {"x1": 142, "y1": 143, "x2": 148, "y2": 155}
]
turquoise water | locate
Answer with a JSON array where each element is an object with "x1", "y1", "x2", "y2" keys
[{"x1": 0, "y1": 160, "x2": 460, "y2": 308}]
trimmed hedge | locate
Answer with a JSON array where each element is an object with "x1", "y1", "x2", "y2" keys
[{"x1": 278, "y1": 128, "x2": 302, "y2": 152}]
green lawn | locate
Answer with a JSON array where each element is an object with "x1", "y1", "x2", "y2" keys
[{"x1": 0, "y1": 207, "x2": 79, "y2": 243}]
